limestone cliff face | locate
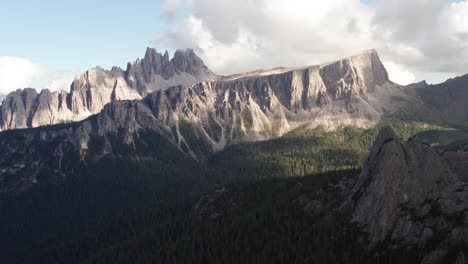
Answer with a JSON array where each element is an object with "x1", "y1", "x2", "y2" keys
[
  {"x1": 103, "y1": 49, "x2": 402, "y2": 151},
  {"x1": 0, "y1": 48, "x2": 403, "y2": 133},
  {"x1": 350, "y1": 127, "x2": 468, "y2": 264},
  {"x1": 0, "y1": 88, "x2": 72, "y2": 129},
  {"x1": 0, "y1": 48, "x2": 218, "y2": 131}
]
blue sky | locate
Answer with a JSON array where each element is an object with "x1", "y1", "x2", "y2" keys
[
  {"x1": 0, "y1": 0, "x2": 467, "y2": 93},
  {"x1": 0, "y1": 0, "x2": 170, "y2": 79}
]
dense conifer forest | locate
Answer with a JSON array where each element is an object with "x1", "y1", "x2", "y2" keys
[{"x1": 1, "y1": 121, "x2": 465, "y2": 263}]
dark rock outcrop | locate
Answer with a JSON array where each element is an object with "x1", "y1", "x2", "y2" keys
[
  {"x1": 350, "y1": 127, "x2": 468, "y2": 264},
  {"x1": 417, "y1": 74, "x2": 468, "y2": 124}
]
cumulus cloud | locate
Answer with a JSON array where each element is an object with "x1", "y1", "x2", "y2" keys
[
  {"x1": 372, "y1": 0, "x2": 444, "y2": 42},
  {"x1": 48, "y1": 77, "x2": 73, "y2": 92},
  {"x1": 0, "y1": 57, "x2": 49, "y2": 94},
  {"x1": 162, "y1": 0, "x2": 194, "y2": 21},
  {"x1": 375, "y1": 0, "x2": 468, "y2": 76},
  {"x1": 161, "y1": 0, "x2": 182, "y2": 20},
  {"x1": 384, "y1": 61, "x2": 417, "y2": 85},
  {"x1": 0, "y1": 56, "x2": 70, "y2": 95},
  {"x1": 157, "y1": 0, "x2": 468, "y2": 84},
  {"x1": 157, "y1": 0, "x2": 376, "y2": 75}
]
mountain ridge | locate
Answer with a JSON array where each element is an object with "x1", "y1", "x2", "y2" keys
[
  {"x1": 0, "y1": 48, "x2": 464, "y2": 197},
  {"x1": 0, "y1": 48, "x2": 218, "y2": 131}
]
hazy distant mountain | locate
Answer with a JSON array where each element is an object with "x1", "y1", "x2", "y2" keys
[{"x1": 417, "y1": 74, "x2": 468, "y2": 126}]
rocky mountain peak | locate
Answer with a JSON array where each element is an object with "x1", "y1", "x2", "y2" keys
[
  {"x1": 144, "y1": 47, "x2": 159, "y2": 61},
  {"x1": 290, "y1": 50, "x2": 385, "y2": 116},
  {"x1": 172, "y1": 48, "x2": 209, "y2": 76},
  {"x1": 0, "y1": 47, "x2": 218, "y2": 131},
  {"x1": 126, "y1": 47, "x2": 217, "y2": 88},
  {"x1": 141, "y1": 47, "x2": 167, "y2": 74},
  {"x1": 137, "y1": 47, "x2": 211, "y2": 77},
  {"x1": 163, "y1": 50, "x2": 170, "y2": 65},
  {"x1": 364, "y1": 49, "x2": 389, "y2": 85},
  {"x1": 367, "y1": 125, "x2": 398, "y2": 157},
  {"x1": 110, "y1": 66, "x2": 124, "y2": 73},
  {"x1": 319, "y1": 49, "x2": 389, "y2": 96}
]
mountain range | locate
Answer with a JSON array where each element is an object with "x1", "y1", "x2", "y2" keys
[
  {"x1": 0, "y1": 48, "x2": 466, "y2": 264},
  {"x1": 0, "y1": 48, "x2": 217, "y2": 130},
  {"x1": 0, "y1": 48, "x2": 409, "y2": 194}
]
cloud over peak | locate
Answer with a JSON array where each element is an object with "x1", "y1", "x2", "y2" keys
[
  {"x1": 158, "y1": 0, "x2": 468, "y2": 85},
  {"x1": 0, "y1": 57, "x2": 48, "y2": 94},
  {"x1": 0, "y1": 56, "x2": 70, "y2": 95}
]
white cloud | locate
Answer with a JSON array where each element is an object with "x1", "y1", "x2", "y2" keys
[
  {"x1": 0, "y1": 57, "x2": 49, "y2": 94},
  {"x1": 0, "y1": 56, "x2": 71, "y2": 95},
  {"x1": 373, "y1": 0, "x2": 468, "y2": 75},
  {"x1": 48, "y1": 77, "x2": 72, "y2": 92},
  {"x1": 161, "y1": 0, "x2": 194, "y2": 20},
  {"x1": 441, "y1": 1, "x2": 468, "y2": 36},
  {"x1": 162, "y1": 0, "x2": 182, "y2": 19},
  {"x1": 372, "y1": 0, "x2": 444, "y2": 42},
  {"x1": 158, "y1": 0, "x2": 376, "y2": 75},
  {"x1": 158, "y1": 0, "x2": 468, "y2": 84},
  {"x1": 384, "y1": 61, "x2": 416, "y2": 85},
  {"x1": 159, "y1": 16, "x2": 262, "y2": 74}
]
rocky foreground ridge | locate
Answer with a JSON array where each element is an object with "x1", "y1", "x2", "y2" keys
[{"x1": 349, "y1": 127, "x2": 467, "y2": 264}]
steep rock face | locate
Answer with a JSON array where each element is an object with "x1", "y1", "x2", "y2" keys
[
  {"x1": 0, "y1": 88, "x2": 73, "y2": 129},
  {"x1": 319, "y1": 49, "x2": 388, "y2": 97},
  {"x1": 443, "y1": 151, "x2": 468, "y2": 182},
  {"x1": 103, "y1": 49, "x2": 402, "y2": 151},
  {"x1": 126, "y1": 49, "x2": 405, "y2": 151},
  {"x1": 0, "y1": 48, "x2": 218, "y2": 131},
  {"x1": 67, "y1": 66, "x2": 139, "y2": 115},
  {"x1": 1, "y1": 88, "x2": 38, "y2": 129},
  {"x1": 350, "y1": 127, "x2": 468, "y2": 264}
]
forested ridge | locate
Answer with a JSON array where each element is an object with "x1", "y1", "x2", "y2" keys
[{"x1": 1, "y1": 120, "x2": 465, "y2": 263}]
